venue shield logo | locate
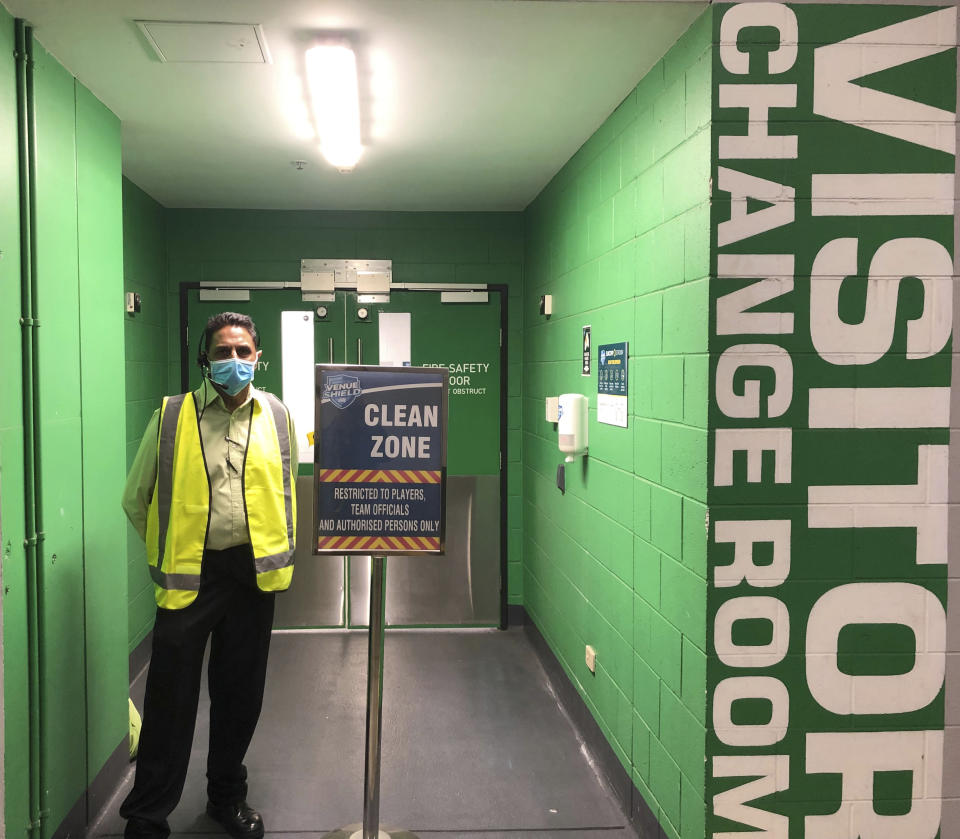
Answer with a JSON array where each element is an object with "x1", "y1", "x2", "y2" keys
[{"x1": 323, "y1": 374, "x2": 362, "y2": 409}]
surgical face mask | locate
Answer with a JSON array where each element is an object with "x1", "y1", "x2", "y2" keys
[{"x1": 209, "y1": 357, "x2": 255, "y2": 396}]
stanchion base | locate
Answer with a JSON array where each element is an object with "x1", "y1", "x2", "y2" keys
[{"x1": 321, "y1": 824, "x2": 419, "y2": 839}]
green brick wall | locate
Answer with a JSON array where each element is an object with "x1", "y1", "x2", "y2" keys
[
  {"x1": 522, "y1": 12, "x2": 712, "y2": 839},
  {"x1": 122, "y1": 178, "x2": 168, "y2": 653}
]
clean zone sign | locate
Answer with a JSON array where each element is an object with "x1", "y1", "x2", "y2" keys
[
  {"x1": 709, "y1": 4, "x2": 954, "y2": 837},
  {"x1": 315, "y1": 366, "x2": 448, "y2": 555}
]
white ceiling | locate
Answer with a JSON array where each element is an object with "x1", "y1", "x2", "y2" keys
[{"x1": 6, "y1": 0, "x2": 707, "y2": 211}]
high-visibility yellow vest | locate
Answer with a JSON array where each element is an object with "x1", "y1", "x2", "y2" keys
[{"x1": 145, "y1": 390, "x2": 297, "y2": 609}]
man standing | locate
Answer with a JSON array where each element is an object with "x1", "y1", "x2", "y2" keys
[{"x1": 120, "y1": 312, "x2": 297, "y2": 839}]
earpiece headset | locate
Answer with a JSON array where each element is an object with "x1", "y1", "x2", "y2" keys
[
  {"x1": 196, "y1": 335, "x2": 214, "y2": 422},
  {"x1": 197, "y1": 343, "x2": 211, "y2": 375}
]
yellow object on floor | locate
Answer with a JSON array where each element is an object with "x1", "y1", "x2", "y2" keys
[{"x1": 129, "y1": 698, "x2": 142, "y2": 760}]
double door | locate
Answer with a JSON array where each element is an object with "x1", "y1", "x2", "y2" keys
[{"x1": 184, "y1": 286, "x2": 504, "y2": 628}]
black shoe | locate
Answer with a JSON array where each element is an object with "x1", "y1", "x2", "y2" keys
[{"x1": 205, "y1": 800, "x2": 264, "y2": 839}]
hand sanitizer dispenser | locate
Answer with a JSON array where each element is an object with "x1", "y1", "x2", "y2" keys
[{"x1": 558, "y1": 393, "x2": 588, "y2": 462}]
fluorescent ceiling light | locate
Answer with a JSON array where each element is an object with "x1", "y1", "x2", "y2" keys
[{"x1": 305, "y1": 43, "x2": 363, "y2": 172}]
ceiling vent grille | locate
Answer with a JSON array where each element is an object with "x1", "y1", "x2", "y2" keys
[{"x1": 136, "y1": 21, "x2": 271, "y2": 64}]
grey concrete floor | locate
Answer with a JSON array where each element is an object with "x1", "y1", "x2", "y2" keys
[{"x1": 92, "y1": 628, "x2": 635, "y2": 839}]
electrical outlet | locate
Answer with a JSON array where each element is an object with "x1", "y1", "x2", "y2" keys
[{"x1": 585, "y1": 644, "x2": 596, "y2": 674}]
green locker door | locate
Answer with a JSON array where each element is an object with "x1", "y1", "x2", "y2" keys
[
  {"x1": 33, "y1": 43, "x2": 87, "y2": 835},
  {"x1": 183, "y1": 285, "x2": 504, "y2": 629}
]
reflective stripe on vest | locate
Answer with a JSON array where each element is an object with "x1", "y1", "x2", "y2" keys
[
  {"x1": 146, "y1": 392, "x2": 211, "y2": 609},
  {"x1": 251, "y1": 390, "x2": 296, "y2": 576},
  {"x1": 155, "y1": 393, "x2": 187, "y2": 566},
  {"x1": 149, "y1": 565, "x2": 202, "y2": 592}
]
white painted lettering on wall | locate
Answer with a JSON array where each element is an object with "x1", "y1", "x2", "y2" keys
[
  {"x1": 420, "y1": 361, "x2": 491, "y2": 394},
  {"x1": 709, "y1": 3, "x2": 955, "y2": 836}
]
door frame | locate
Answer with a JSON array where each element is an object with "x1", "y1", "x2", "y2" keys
[{"x1": 179, "y1": 281, "x2": 511, "y2": 629}]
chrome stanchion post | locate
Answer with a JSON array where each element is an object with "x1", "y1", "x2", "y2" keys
[
  {"x1": 323, "y1": 555, "x2": 418, "y2": 839},
  {"x1": 362, "y1": 555, "x2": 387, "y2": 839}
]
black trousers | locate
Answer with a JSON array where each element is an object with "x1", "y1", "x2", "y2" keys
[{"x1": 120, "y1": 545, "x2": 276, "y2": 838}]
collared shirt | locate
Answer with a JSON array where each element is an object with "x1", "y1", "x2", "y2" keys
[{"x1": 122, "y1": 383, "x2": 298, "y2": 550}]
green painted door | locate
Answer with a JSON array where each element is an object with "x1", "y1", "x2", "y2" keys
[
  {"x1": 343, "y1": 290, "x2": 502, "y2": 626},
  {"x1": 342, "y1": 290, "x2": 500, "y2": 476},
  {"x1": 183, "y1": 286, "x2": 504, "y2": 628}
]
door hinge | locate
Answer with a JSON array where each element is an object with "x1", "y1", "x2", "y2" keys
[{"x1": 499, "y1": 328, "x2": 503, "y2": 348}]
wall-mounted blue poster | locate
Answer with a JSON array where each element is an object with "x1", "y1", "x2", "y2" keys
[
  {"x1": 315, "y1": 365, "x2": 448, "y2": 555},
  {"x1": 598, "y1": 341, "x2": 628, "y2": 428}
]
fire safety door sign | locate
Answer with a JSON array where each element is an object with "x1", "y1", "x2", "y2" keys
[{"x1": 314, "y1": 365, "x2": 448, "y2": 555}]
